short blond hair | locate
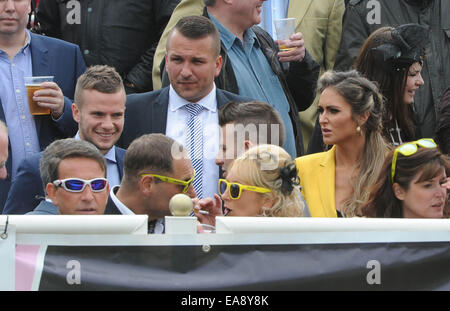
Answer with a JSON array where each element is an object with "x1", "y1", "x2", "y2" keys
[
  {"x1": 74, "y1": 65, "x2": 124, "y2": 108},
  {"x1": 228, "y1": 144, "x2": 305, "y2": 217}
]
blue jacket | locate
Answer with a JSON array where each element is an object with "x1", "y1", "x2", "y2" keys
[
  {"x1": 0, "y1": 33, "x2": 86, "y2": 211},
  {"x1": 2, "y1": 147, "x2": 125, "y2": 215}
]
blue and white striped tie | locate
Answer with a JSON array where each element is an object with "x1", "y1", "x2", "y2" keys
[{"x1": 184, "y1": 103, "x2": 204, "y2": 198}]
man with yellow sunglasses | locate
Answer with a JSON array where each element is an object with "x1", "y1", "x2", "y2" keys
[{"x1": 106, "y1": 134, "x2": 196, "y2": 233}]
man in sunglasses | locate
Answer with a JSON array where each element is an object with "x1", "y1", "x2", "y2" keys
[
  {"x1": 27, "y1": 138, "x2": 112, "y2": 215},
  {"x1": 107, "y1": 134, "x2": 196, "y2": 234},
  {"x1": 0, "y1": 121, "x2": 8, "y2": 180},
  {"x1": 3, "y1": 65, "x2": 126, "y2": 214}
]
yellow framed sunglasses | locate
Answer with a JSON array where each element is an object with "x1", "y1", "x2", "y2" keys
[
  {"x1": 391, "y1": 138, "x2": 437, "y2": 182},
  {"x1": 141, "y1": 170, "x2": 195, "y2": 193},
  {"x1": 218, "y1": 179, "x2": 272, "y2": 200}
]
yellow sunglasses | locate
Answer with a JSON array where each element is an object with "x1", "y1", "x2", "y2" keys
[
  {"x1": 218, "y1": 179, "x2": 272, "y2": 200},
  {"x1": 391, "y1": 138, "x2": 437, "y2": 183},
  {"x1": 141, "y1": 170, "x2": 196, "y2": 193}
]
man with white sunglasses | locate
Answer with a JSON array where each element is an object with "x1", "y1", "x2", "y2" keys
[{"x1": 27, "y1": 138, "x2": 113, "y2": 215}]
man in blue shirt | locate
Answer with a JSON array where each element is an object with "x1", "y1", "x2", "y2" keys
[
  {"x1": 203, "y1": 0, "x2": 319, "y2": 158},
  {"x1": 0, "y1": 0, "x2": 85, "y2": 211},
  {"x1": 0, "y1": 121, "x2": 8, "y2": 180},
  {"x1": 3, "y1": 65, "x2": 126, "y2": 214}
]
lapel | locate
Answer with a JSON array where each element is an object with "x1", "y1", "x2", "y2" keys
[
  {"x1": 104, "y1": 195, "x2": 122, "y2": 215},
  {"x1": 215, "y1": 89, "x2": 227, "y2": 109},
  {"x1": 30, "y1": 33, "x2": 50, "y2": 76},
  {"x1": 317, "y1": 145, "x2": 336, "y2": 216},
  {"x1": 288, "y1": 0, "x2": 313, "y2": 30},
  {"x1": 114, "y1": 147, "x2": 125, "y2": 180},
  {"x1": 29, "y1": 34, "x2": 50, "y2": 139},
  {"x1": 0, "y1": 98, "x2": 4, "y2": 123},
  {"x1": 152, "y1": 87, "x2": 170, "y2": 133}
]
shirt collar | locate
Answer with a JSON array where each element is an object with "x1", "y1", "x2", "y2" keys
[
  {"x1": 169, "y1": 84, "x2": 217, "y2": 112},
  {"x1": 20, "y1": 30, "x2": 31, "y2": 55},
  {"x1": 109, "y1": 185, "x2": 135, "y2": 215},
  {"x1": 0, "y1": 30, "x2": 31, "y2": 56},
  {"x1": 209, "y1": 14, "x2": 259, "y2": 51},
  {"x1": 74, "y1": 132, "x2": 117, "y2": 163}
]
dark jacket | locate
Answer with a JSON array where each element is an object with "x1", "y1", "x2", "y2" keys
[
  {"x1": 436, "y1": 86, "x2": 450, "y2": 154},
  {"x1": 35, "y1": 0, "x2": 180, "y2": 93},
  {"x1": 334, "y1": 0, "x2": 450, "y2": 139}
]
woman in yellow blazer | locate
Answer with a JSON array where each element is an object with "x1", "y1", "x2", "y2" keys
[{"x1": 296, "y1": 70, "x2": 389, "y2": 217}]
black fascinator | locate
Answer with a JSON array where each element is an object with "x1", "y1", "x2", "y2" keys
[
  {"x1": 371, "y1": 23, "x2": 429, "y2": 72},
  {"x1": 278, "y1": 163, "x2": 299, "y2": 195}
]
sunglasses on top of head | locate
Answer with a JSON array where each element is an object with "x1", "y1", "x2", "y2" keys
[{"x1": 391, "y1": 138, "x2": 437, "y2": 183}]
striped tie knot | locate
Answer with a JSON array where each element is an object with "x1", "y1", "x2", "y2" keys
[{"x1": 184, "y1": 103, "x2": 204, "y2": 117}]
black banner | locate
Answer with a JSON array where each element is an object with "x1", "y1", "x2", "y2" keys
[{"x1": 38, "y1": 241, "x2": 450, "y2": 291}]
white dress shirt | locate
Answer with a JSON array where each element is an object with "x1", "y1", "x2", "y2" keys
[
  {"x1": 165, "y1": 85, "x2": 220, "y2": 200},
  {"x1": 109, "y1": 186, "x2": 165, "y2": 234}
]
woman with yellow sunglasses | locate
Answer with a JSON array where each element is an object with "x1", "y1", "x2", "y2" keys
[
  {"x1": 194, "y1": 145, "x2": 308, "y2": 226},
  {"x1": 362, "y1": 139, "x2": 450, "y2": 218}
]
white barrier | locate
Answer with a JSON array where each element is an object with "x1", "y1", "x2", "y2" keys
[
  {"x1": 1, "y1": 216, "x2": 449, "y2": 291},
  {"x1": 0, "y1": 215, "x2": 148, "y2": 235},
  {"x1": 215, "y1": 217, "x2": 450, "y2": 234}
]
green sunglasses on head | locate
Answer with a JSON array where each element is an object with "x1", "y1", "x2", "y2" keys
[
  {"x1": 141, "y1": 170, "x2": 196, "y2": 193},
  {"x1": 391, "y1": 138, "x2": 437, "y2": 183}
]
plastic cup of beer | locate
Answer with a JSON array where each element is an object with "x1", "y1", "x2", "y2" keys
[
  {"x1": 24, "y1": 76, "x2": 54, "y2": 115},
  {"x1": 274, "y1": 18, "x2": 296, "y2": 52}
]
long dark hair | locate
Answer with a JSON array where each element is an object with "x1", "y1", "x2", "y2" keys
[
  {"x1": 362, "y1": 147, "x2": 449, "y2": 218},
  {"x1": 354, "y1": 27, "x2": 424, "y2": 143}
]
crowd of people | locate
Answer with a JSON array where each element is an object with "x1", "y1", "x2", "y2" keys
[{"x1": 1, "y1": 0, "x2": 449, "y2": 231}]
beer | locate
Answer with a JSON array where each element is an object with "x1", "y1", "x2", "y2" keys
[
  {"x1": 26, "y1": 85, "x2": 51, "y2": 115},
  {"x1": 24, "y1": 76, "x2": 54, "y2": 116},
  {"x1": 279, "y1": 45, "x2": 295, "y2": 52},
  {"x1": 274, "y1": 18, "x2": 296, "y2": 53}
]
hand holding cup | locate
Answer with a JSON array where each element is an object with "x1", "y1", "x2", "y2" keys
[{"x1": 274, "y1": 18, "x2": 306, "y2": 63}]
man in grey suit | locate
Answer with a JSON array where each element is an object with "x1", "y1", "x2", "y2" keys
[{"x1": 118, "y1": 16, "x2": 251, "y2": 199}]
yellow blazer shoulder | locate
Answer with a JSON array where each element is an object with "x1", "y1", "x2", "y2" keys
[{"x1": 295, "y1": 146, "x2": 337, "y2": 217}]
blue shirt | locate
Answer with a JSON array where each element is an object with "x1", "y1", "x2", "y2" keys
[
  {"x1": 259, "y1": 0, "x2": 290, "y2": 38},
  {"x1": 74, "y1": 132, "x2": 120, "y2": 187},
  {"x1": 210, "y1": 15, "x2": 296, "y2": 158},
  {"x1": 0, "y1": 30, "x2": 41, "y2": 178}
]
